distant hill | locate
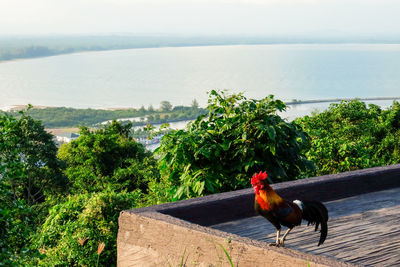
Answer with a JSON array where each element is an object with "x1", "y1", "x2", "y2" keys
[{"x1": 1, "y1": 34, "x2": 400, "y2": 62}]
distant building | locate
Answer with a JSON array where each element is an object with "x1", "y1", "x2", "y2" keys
[{"x1": 55, "y1": 132, "x2": 79, "y2": 143}]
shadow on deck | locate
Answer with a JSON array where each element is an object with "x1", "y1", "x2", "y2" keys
[{"x1": 118, "y1": 164, "x2": 400, "y2": 267}]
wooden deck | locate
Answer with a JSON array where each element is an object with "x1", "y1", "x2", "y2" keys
[{"x1": 211, "y1": 187, "x2": 400, "y2": 267}]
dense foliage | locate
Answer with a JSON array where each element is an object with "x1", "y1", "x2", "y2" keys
[
  {"x1": 0, "y1": 114, "x2": 158, "y2": 266},
  {"x1": 156, "y1": 90, "x2": 314, "y2": 200},
  {"x1": 0, "y1": 111, "x2": 65, "y2": 265},
  {"x1": 0, "y1": 183, "x2": 34, "y2": 266},
  {"x1": 2, "y1": 93, "x2": 400, "y2": 266},
  {"x1": 58, "y1": 121, "x2": 159, "y2": 194},
  {"x1": 33, "y1": 190, "x2": 142, "y2": 266},
  {"x1": 297, "y1": 100, "x2": 400, "y2": 176},
  {"x1": 0, "y1": 111, "x2": 65, "y2": 205}
]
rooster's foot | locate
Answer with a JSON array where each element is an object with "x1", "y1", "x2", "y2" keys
[
  {"x1": 268, "y1": 242, "x2": 280, "y2": 247},
  {"x1": 268, "y1": 240, "x2": 285, "y2": 247}
]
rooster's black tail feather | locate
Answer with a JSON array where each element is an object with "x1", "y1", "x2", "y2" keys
[{"x1": 301, "y1": 201, "x2": 328, "y2": 246}]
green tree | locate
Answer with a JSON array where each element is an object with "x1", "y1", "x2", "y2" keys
[
  {"x1": 0, "y1": 111, "x2": 64, "y2": 265},
  {"x1": 160, "y1": 101, "x2": 173, "y2": 112},
  {"x1": 34, "y1": 190, "x2": 143, "y2": 266},
  {"x1": 191, "y1": 99, "x2": 199, "y2": 109},
  {"x1": 156, "y1": 90, "x2": 313, "y2": 200},
  {"x1": 297, "y1": 100, "x2": 400, "y2": 176},
  {"x1": 58, "y1": 120, "x2": 159, "y2": 194},
  {"x1": 0, "y1": 111, "x2": 65, "y2": 205},
  {"x1": 0, "y1": 182, "x2": 34, "y2": 265},
  {"x1": 147, "y1": 115, "x2": 154, "y2": 122},
  {"x1": 138, "y1": 105, "x2": 146, "y2": 115}
]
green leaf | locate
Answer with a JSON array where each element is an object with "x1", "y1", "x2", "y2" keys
[
  {"x1": 173, "y1": 186, "x2": 185, "y2": 200},
  {"x1": 267, "y1": 126, "x2": 276, "y2": 140},
  {"x1": 220, "y1": 140, "x2": 232, "y2": 151},
  {"x1": 270, "y1": 145, "x2": 276, "y2": 156},
  {"x1": 217, "y1": 243, "x2": 234, "y2": 267},
  {"x1": 200, "y1": 148, "x2": 212, "y2": 159},
  {"x1": 207, "y1": 130, "x2": 218, "y2": 135}
]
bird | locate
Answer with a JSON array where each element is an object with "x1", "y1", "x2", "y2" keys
[{"x1": 251, "y1": 171, "x2": 328, "y2": 247}]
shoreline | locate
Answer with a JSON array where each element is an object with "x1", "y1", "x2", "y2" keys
[
  {"x1": 2, "y1": 42, "x2": 400, "y2": 64},
  {"x1": 286, "y1": 97, "x2": 400, "y2": 105},
  {"x1": 3, "y1": 97, "x2": 399, "y2": 112}
]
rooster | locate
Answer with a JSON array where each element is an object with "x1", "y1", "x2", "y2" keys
[{"x1": 251, "y1": 171, "x2": 328, "y2": 247}]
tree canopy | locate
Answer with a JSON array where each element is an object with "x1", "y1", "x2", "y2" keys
[
  {"x1": 58, "y1": 121, "x2": 159, "y2": 194},
  {"x1": 3, "y1": 94, "x2": 400, "y2": 266},
  {"x1": 5, "y1": 104, "x2": 206, "y2": 128},
  {"x1": 160, "y1": 101, "x2": 173, "y2": 112},
  {"x1": 0, "y1": 111, "x2": 65, "y2": 205},
  {"x1": 33, "y1": 190, "x2": 143, "y2": 266},
  {"x1": 0, "y1": 111, "x2": 65, "y2": 264},
  {"x1": 296, "y1": 100, "x2": 400, "y2": 176},
  {"x1": 156, "y1": 90, "x2": 313, "y2": 200}
]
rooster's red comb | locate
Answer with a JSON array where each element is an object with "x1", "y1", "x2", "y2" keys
[{"x1": 251, "y1": 171, "x2": 268, "y2": 185}]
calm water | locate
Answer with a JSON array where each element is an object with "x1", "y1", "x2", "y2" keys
[{"x1": 1, "y1": 44, "x2": 400, "y2": 117}]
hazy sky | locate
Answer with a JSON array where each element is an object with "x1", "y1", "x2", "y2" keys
[{"x1": 1, "y1": 0, "x2": 400, "y2": 36}]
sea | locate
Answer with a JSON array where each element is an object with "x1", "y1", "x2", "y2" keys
[{"x1": 1, "y1": 44, "x2": 400, "y2": 120}]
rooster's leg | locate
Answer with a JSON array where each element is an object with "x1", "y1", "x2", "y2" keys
[
  {"x1": 276, "y1": 229, "x2": 281, "y2": 245},
  {"x1": 279, "y1": 228, "x2": 293, "y2": 247},
  {"x1": 269, "y1": 229, "x2": 281, "y2": 246}
]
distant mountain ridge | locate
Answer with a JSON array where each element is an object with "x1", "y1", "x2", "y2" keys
[{"x1": 1, "y1": 34, "x2": 400, "y2": 62}]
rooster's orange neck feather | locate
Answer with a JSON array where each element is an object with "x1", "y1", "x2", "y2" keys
[{"x1": 255, "y1": 184, "x2": 284, "y2": 211}]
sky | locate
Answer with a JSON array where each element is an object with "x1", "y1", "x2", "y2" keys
[{"x1": 1, "y1": 0, "x2": 400, "y2": 37}]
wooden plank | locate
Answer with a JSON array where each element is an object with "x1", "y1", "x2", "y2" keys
[{"x1": 211, "y1": 187, "x2": 400, "y2": 266}]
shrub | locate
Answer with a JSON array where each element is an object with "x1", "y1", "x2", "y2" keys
[
  {"x1": 0, "y1": 111, "x2": 65, "y2": 205},
  {"x1": 156, "y1": 90, "x2": 313, "y2": 200},
  {"x1": 58, "y1": 121, "x2": 159, "y2": 194},
  {"x1": 34, "y1": 190, "x2": 143, "y2": 266},
  {"x1": 296, "y1": 100, "x2": 400, "y2": 175},
  {"x1": 0, "y1": 111, "x2": 64, "y2": 265},
  {"x1": 0, "y1": 183, "x2": 35, "y2": 266}
]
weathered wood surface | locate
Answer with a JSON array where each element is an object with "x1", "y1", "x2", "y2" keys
[
  {"x1": 118, "y1": 211, "x2": 350, "y2": 267},
  {"x1": 211, "y1": 187, "x2": 400, "y2": 267}
]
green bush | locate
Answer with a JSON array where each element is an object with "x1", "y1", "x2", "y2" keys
[
  {"x1": 156, "y1": 90, "x2": 313, "y2": 200},
  {"x1": 33, "y1": 190, "x2": 143, "y2": 266},
  {"x1": 5, "y1": 95, "x2": 400, "y2": 266},
  {"x1": 58, "y1": 121, "x2": 159, "y2": 194},
  {"x1": 0, "y1": 183, "x2": 35, "y2": 266},
  {"x1": 0, "y1": 111, "x2": 65, "y2": 265},
  {"x1": 0, "y1": 111, "x2": 65, "y2": 205},
  {"x1": 297, "y1": 100, "x2": 400, "y2": 175}
]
